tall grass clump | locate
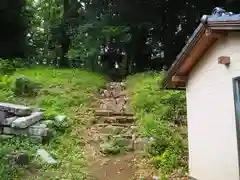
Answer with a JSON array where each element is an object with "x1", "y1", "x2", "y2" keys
[{"x1": 127, "y1": 72, "x2": 188, "y2": 178}]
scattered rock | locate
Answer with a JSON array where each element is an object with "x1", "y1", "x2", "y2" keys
[
  {"x1": 11, "y1": 112, "x2": 44, "y2": 128},
  {"x1": 153, "y1": 176, "x2": 160, "y2": 180},
  {"x1": 54, "y1": 115, "x2": 67, "y2": 123},
  {"x1": 7, "y1": 152, "x2": 30, "y2": 166},
  {"x1": 36, "y1": 149, "x2": 58, "y2": 165}
]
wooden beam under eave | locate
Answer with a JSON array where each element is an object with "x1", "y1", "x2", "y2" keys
[
  {"x1": 205, "y1": 28, "x2": 224, "y2": 39},
  {"x1": 172, "y1": 76, "x2": 187, "y2": 83}
]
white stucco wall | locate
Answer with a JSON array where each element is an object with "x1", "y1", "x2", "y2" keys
[{"x1": 186, "y1": 32, "x2": 240, "y2": 180}]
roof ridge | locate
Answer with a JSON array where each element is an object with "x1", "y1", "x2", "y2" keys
[{"x1": 201, "y1": 7, "x2": 237, "y2": 24}]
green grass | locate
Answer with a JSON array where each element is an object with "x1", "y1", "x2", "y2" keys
[
  {"x1": 0, "y1": 67, "x2": 105, "y2": 180},
  {"x1": 127, "y1": 72, "x2": 188, "y2": 179}
]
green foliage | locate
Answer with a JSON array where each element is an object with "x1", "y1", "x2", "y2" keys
[
  {"x1": 0, "y1": 67, "x2": 105, "y2": 179},
  {"x1": 13, "y1": 76, "x2": 42, "y2": 97},
  {"x1": 127, "y1": 72, "x2": 188, "y2": 177},
  {"x1": 0, "y1": 59, "x2": 16, "y2": 75},
  {"x1": 0, "y1": 136, "x2": 40, "y2": 180}
]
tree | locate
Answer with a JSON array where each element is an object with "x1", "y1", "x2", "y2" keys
[{"x1": 0, "y1": 0, "x2": 27, "y2": 58}]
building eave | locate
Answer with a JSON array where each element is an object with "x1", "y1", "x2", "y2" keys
[{"x1": 163, "y1": 21, "x2": 240, "y2": 89}]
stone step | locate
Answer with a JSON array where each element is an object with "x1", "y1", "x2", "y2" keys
[
  {"x1": 97, "y1": 123, "x2": 131, "y2": 128},
  {"x1": 97, "y1": 133, "x2": 133, "y2": 142},
  {"x1": 102, "y1": 116, "x2": 136, "y2": 124},
  {"x1": 112, "y1": 112, "x2": 134, "y2": 117},
  {"x1": 94, "y1": 109, "x2": 113, "y2": 116},
  {"x1": 95, "y1": 109, "x2": 134, "y2": 117},
  {"x1": 0, "y1": 102, "x2": 32, "y2": 116},
  {"x1": 97, "y1": 125, "x2": 125, "y2": 135}
]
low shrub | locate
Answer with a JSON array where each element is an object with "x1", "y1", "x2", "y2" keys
[
  {"x1": 0, "y1": 59, "x2": 16, "y2": 75},
  {"x1": 13, "y1": 76, "x2": 42, "y2": 96}
]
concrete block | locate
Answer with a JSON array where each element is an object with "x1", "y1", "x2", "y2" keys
[
  {"x1": 2, "y1": 117, "x2": 17, "y2": 126},
  {"x1": 0, "y1": 102, "x2": 32, "y2": 116},
  {"x1": 11, "y1": 112, "x2": 43, "y2": 128},
  {"x1": 3, "y1": 124, "x2": 49, "y2": 137},
  {"x1": 0, "y1": 111, "x2": 6, "y2": 123},
  {"x1": 0, "y1": 135, "x2": 13, "y2": 140}
]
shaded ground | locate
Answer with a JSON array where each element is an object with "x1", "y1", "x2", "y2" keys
[{"x1": 84, "y1": 82, "x2": 156, "y2": 180}]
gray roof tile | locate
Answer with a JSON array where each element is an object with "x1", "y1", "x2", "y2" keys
[{"x1": 201, "y1": 7, "x2": 240, "y2": 23}]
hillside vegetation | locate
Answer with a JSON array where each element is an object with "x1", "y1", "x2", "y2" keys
[
  {"x1": 127, "y1": 72, "x2": 188, "y2": 179},
  {"x1": 0, "y1": 67, "x2": 105, "y2": 180}
]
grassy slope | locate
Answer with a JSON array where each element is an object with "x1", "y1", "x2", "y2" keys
[
  {"x1": 127, "y1": 72, "x2": 188, "y2": 179},
  {"x1": 0, "y1": 67, "x2": 105, "y2": 180}
]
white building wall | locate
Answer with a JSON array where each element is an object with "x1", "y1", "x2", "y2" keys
[{"x1": 186, "y1": 32, "x2": 240, "y2": 180}]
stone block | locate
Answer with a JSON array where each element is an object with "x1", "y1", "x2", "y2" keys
[
  {"x1": 0, "y1": 111, "x2": 6, "y2": 123},
  {"x1": 2, "y1": 117, "x2": 17, "y2": 126},
  {"x1": 0, "y1": 135, "x2": 13, "y2": 140},
  {"x1": 95, "y1": 109, "x2": 113, "y2": 116},
  {"x1": 36, "y1": 149, "x2": 58, "y2": 164},
  {"x1": 0, "y1": 102, "x2": 32, "y2": 116},
  {"x1": 11, "y1": 112, "x2": 43, "y2": 128},
  {"x1": 3, "y1": 124, "x2": 49, "y2": 137}
]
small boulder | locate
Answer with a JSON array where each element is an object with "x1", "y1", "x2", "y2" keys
[
  {"x1": 36, "y1": 149, "x2": 58, "y2": 165},
  {"x1": 100, "y1": 143, "x2": 121, "y2": 155},
  {"x1": 7, "y1": 152, "x2": 30, "y2": 166},
  {"x1": 153, "y1": 176, "x2": 160, "y2": 180},
  {"x1": 53, "y1": 115, "x2": 68, "y2": 132},
  {"x1": 54, "y1": 115, "x2": 67, "y2": 123}
]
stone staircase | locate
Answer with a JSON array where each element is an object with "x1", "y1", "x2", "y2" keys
[
  {"x1": 86, "y1": 82, "x2": 157, "y2": 180},
  {"x1": 90, "y1": 82, "x2": 140, "y2": 155}
]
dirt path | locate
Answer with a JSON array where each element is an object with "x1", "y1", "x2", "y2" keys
[{"x1": 85, "y1": 82, "x2": 156, "y2": 180}]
